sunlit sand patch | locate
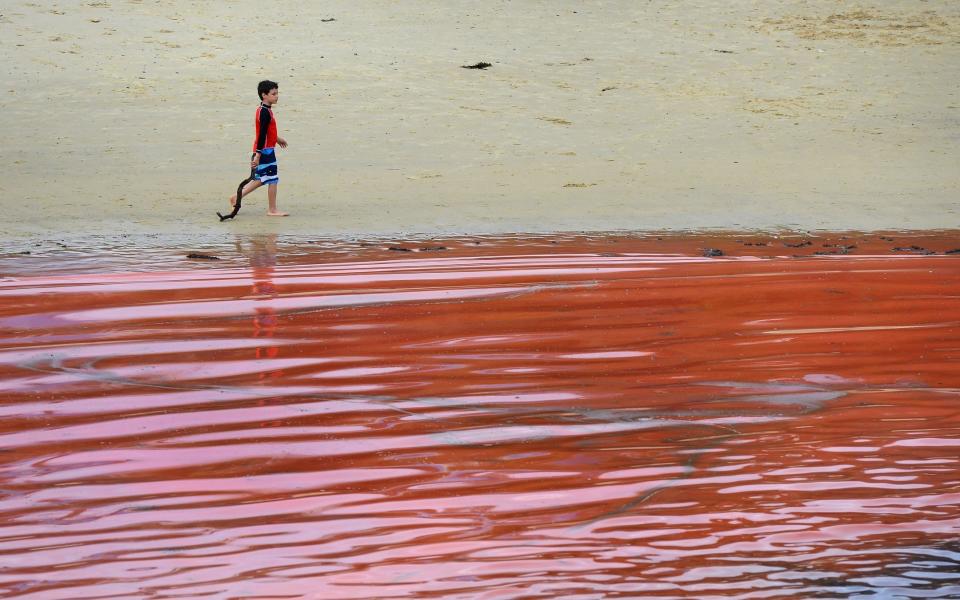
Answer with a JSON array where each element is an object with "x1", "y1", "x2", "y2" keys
[{"x1": 757, "y1": 8, "x2": 960, "y2": 46}]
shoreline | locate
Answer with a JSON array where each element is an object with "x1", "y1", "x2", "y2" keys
[{"x1": 3, "y1": 229, "x2": 958, "y2": 277}]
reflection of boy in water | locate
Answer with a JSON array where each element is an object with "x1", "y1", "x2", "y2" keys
[
  {"x1": 248, "y1": 236, "x2": 282, "y2": 382},
  {"x1": 227, "y1": 80, "x2": 290, "y2": 217}
]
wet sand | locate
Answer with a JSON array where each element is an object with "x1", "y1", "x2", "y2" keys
[
  {"x1": 2, "y1": 1, "x2": 959, "y2": 240},
  {"x1": 1, "y1": 234, "x2": 959, "y2": 597}
]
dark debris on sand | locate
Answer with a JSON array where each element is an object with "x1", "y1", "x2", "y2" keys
[
  {"x1": 186, "y1": 253, "x2": 220, "y2": 260},
  {"x1": 702, "y1": 248, "x2": 724, "y2": 257},
  {"x1": 462, "y1": 62, "x2": 492, "y2": 70},
  {"x1": 892, "y1": 245, "x2": 935, "y2": 255},
  {"x1": 822, "y1": 244, "x2": 857, "y2": 251}
]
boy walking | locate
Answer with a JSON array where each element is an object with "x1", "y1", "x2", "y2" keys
[{"x1": 228, "y1": 80, "x2": 289, "y2": 216}]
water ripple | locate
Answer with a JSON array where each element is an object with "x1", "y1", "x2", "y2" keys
[{"x1": 1, "y1": 235, "x2": 959, "y2": 598}]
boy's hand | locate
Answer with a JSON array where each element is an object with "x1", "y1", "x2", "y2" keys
[
  {"x1": 251, "y1": 154, "x2": 260, "y2": 168},
  {"x1": 277, "y1": 137, "x2": 288, "y2": 149}
]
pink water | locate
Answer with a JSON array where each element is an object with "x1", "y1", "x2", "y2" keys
[{"x1": 0, "y1": 233, "x2": 958, "y2": 598}]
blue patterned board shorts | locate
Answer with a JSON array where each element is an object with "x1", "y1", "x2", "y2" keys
[{"x1": 255, "y1": 147, "x2": 279, "y2": 185}]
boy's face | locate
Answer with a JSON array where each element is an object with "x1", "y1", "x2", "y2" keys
[{"x1": 262, "y1": 88, "x2": 279, "y2": 105}]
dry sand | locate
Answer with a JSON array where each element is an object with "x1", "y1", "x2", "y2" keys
[{"x1": 1, "y1": 1, "x2": 958, "y2": 243}]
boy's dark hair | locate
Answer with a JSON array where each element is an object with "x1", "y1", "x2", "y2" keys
[{"x1": 257, "y1": 80, "x2": 278, "y2": 100}]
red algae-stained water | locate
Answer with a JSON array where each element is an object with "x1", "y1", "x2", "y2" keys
[{"x1": 0, "y1": 233, "x2": 959, "y2": 599}]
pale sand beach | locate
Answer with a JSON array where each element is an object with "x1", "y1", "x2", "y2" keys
[{"x1": 1, "y1": 0, "x2": 958, "y2": 242}]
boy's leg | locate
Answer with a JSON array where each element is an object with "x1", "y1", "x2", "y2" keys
[
  {"x1": 229, "y1": 179, "x2": 263, "y2": 207},
  {"x1": 266, "y1": 183, "x2": 289, "y2": 216}
]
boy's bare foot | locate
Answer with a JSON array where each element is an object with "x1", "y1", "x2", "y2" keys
[{"x1": 267, "y1": 211, "x2": 289, "y2": 217}]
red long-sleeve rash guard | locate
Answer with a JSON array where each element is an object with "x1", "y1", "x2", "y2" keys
[{"x1": 253, "y1": 103, "x2": 277, "y2": 152}]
